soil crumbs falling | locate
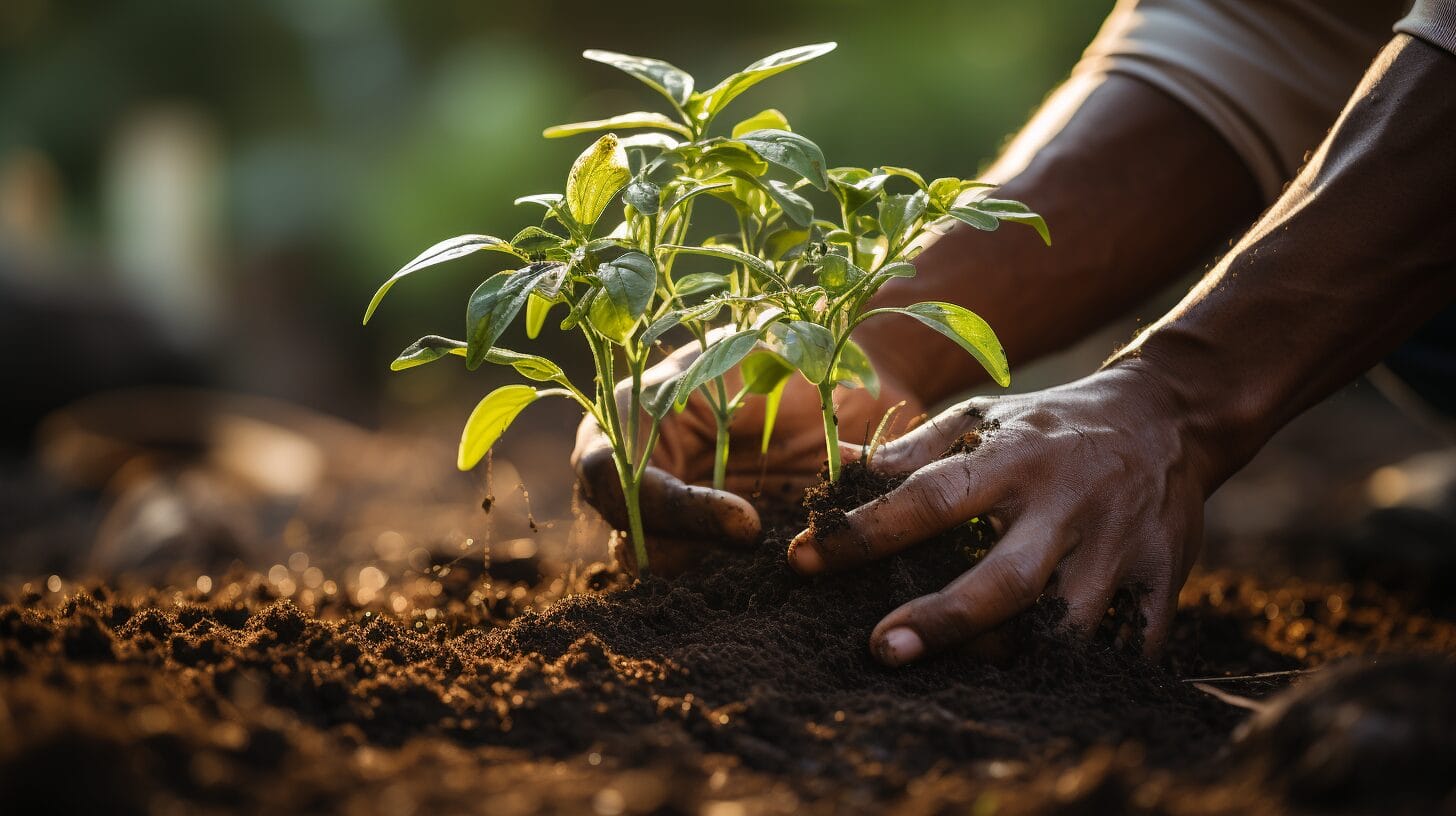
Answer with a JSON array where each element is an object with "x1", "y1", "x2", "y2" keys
[{"x1": 4, "y1": 471, "x2": 1456, "y2": 815}]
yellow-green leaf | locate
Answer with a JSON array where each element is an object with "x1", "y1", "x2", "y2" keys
[
  {"x1": 565, "y1": 134, "x2": 631, "y2": 228},
  {"x1": 458, "y1": 385, "x2": 539, "y2": 470}
]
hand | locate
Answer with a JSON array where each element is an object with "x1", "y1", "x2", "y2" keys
[
  {"x1": 787, "y1": 366, "x2": 1208, "y2": 662},
  {"x1": 573, "y1": 337, "x2": 923, "y2": 576}
]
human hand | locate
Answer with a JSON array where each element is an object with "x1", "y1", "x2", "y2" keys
[
  {"x1": 787, "y1": 366, "x2": 1208, "y2": 662},
  {"x1": 573, "y1": 338, "x2": 923, "y2": 576}
]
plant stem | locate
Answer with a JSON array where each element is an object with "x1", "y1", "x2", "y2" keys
[
  {"x1": 819, "y1": 382, "x2": 841, "y2": 481},
  {"x1": 620, "y1": 469, "x2": 650, "y2": 575},
  {"x1": 712, "y1": 413, "x2": 731, "y2": 491}
]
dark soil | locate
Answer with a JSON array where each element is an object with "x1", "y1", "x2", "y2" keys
[{"x1": 3, "y1": 478, "x2": 1456, "y2": 814}]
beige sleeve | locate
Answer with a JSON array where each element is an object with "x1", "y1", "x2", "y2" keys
[
  {"x1": 1073, "y1": 0, "x2": 1407, "y2": 201},
  {"x1": 1396, "y1": 0, "x2": 1456, "y2": 53}
]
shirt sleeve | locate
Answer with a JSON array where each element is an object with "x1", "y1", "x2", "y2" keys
[
  {"x1": 1396, "y1": 0, "x2": 1456, "y2": 54},
  {"x1": 1073, "y1": 0, "x2": 1406, "y2": 202}
]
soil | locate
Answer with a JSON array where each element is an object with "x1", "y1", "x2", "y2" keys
[{"x1": 4, "y1": 468, "x2": 1456, "y2": 814}]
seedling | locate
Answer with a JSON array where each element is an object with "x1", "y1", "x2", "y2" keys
[{"x1": 363, "y1": 42, "x2": 1047, "y2": 574}]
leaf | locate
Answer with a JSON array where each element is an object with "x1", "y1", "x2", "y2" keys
[
  {"x1": 364, "y1": 235, "x2": 522, "y2": 324},
  {"x1": 565, "y1": 134, "x2": 631, "y2": 228},
  {"x1": 673, "y1": 329, "x2": 762, "y2": 408},
  {"x1": 829, "y1": 167, "x2": 889, "y2": 214},
  {"x1": 623, "y1": 178, "x2": 662, "y2": 216},
  {"x1": 659, "y1": 244, "x2": 776, "y2": 283},
  {"x1": 700, "y1": 140, "x2": 769, "y2": 177},
  {"x1": 544, "y1": 112, "x2": 691, "y2": 139},
  {"x1": 465, "y1": 262, "x2": 565, "y2": 368},
  {"x1": 879, "y1": 166, "x2": 927, "y2": 189},
  {"x1": 582, "y1": 49, "x2": 695, "y2": 108},
  {"x1": 772, "y1": 320, "x2": 836, "y2": 384},
  {"x1": 661, "y1": 180, "x2": 733, "y2": 215},
  {"x1": 515, "y1": 193, "x2": 564, "y2": 209},
  {"x1": 674, "y1": 272, "x2": 729, "y2": 297},
  {"x1": 928, "y1": 177, "x2": 996, "y2": 210},
  {"x1": 511, "y1": 226, "x2": 564, "y2": 258},
  {"x1": 759, "y1": 178, "x2": 814, "y2": 227},
  {"x1": 870, "y1": 302, "x2": 1009, "y2": 387},
  {"x1": 587, "y1": 251, "x2": 656, "y2": 343},
  {"x1": 833, "y1": 338, "x2": 880, "y2": 398},
  {"x1": 960, "y1": 198, "x2": 1051, "y2": 245},
  {"x1": 736, "y1": 129, "x2": 829, "y2": 190},
  {"x1": 760, "y1": 375, "x2": 789, "y2": 454},
  {"x1": 690, "y1": 42, "x2": 837, "y2": 121},
  {"x1": 525, "y1": 292, "x2": 554, "y2": 339},
  {"x1": 390, "y1": 335, "x2": 467, "y2": 371},
  {"x1": 458, "y1": 385, "x2": 539, "y2": 470},
  {"x1": 763, "y1": 227, "x2": 810, "y2": 260},
  {"x1": 740, "y1": 349, "x2": 794, "y2": 394},
  {"x1": 945, "y1": 205, "x2": 998, "y2": 232},
  {"x1": 878, "y1": 190, "x2": 929, "y2": 247},
  {"x1": 816, "y1": 253, "x2": 862, "y2": 294},
  {"x1": 618, "y1": 132, "x2": 682, "y2": 152},
  {"x1": 642, "y1": 371, "x2": 686, "y2": 420},
  {"x1": 732, "y1": 108, "x2": 791, "y2": 138},
  {"x1": 484, "y1": 347, "x2": 570, "y2": 385}
]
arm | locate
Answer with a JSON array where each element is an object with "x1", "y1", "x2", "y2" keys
[
  {"x1": 790, "y1": 34, "x2": 1456, "y2": 662},
  {"x1": 856, "y1": 70, "x2": 1261, "y2": 405}
]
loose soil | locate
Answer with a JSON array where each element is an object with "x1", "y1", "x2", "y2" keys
[{"x1": 3, "y1": 469, "x2": 1456, "y2": 814}]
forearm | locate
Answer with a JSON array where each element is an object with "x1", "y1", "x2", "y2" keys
[
  {"x1": 858, "y1": 71, "x2": 1261, "y2": 405},
  {"x1": 1117, "y1": 35, "x2": 1456, "y2": 491}
]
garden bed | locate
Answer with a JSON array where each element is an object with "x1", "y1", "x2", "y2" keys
[{"x1": 3, "y1": 478, "x2": 1455, "y2": 815}]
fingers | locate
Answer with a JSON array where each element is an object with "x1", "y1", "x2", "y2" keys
[
  {"x1": 578, "y1": 440, "x2": 760, "y2": 546},
  {"x1": 1049, "y1": 543, "x2": 1123, "y2": 638},
  {"x1": 1138, "y1": 583, "x2": 1179, "y2": 657},
  {"x1": 788, "y1": 454, "x2": 1003, "y2": 575},
  {"x1": 858, "y1": 401, "x2": 987, "y2": 474},
  {"x1": 869, "y1": 522, "x2": 1066, "y2": 666}
]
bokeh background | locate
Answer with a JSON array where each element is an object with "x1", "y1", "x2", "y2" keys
[{"x1": 3, "y1": 1, "x2": 1451, "y2": 605}]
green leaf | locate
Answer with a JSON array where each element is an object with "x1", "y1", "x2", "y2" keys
[
  {"x1": 928, "y1": 177, "x2": 996, "y2": 210},
  {"x1": 465, "y1": 262, "x2": 565, "y2": 368},
  {"x1": 623, "y1": 178, "x2": 661, "y2": 216},
  {"x1": 484, "y1": 347, "x2": 570, "y2": 385},
  {"x1": 759, "y1": 178, "x2": 814, "y2": 227},
  {"x1": 816, "y1": 253, "x2": 863, "y2": 294},
  {"x1": 736, "y1": 129, "x2": 829, "y2": 190},
  {"x1": 763, "y1": 227, "x2": 810, "y2": 261},
  {"x1": 878, "y1": 190, "x2": 929, "y2": 247},
  {"x1": 674, "y1": 329, "x2": 762, "y2": 408},
  {"x1": 364, "y1": 235, "x2": 522, "y2": 324},
  {"x1": 587, "y1": 251, "x2": 656, "y2": 343},
  {"x1": 525, "y1": 292, "x2": 554, "y2": 339},
  {"x1": 642, "y1": 372, "x2": 685, "y2": 420},
  {"x1": 740, "y1": 349, "x2": 794, "y2": 394},
  {"x1": 511, "y1": 226, "x2": 564, "y2": 258},
  {"x1": 661, "y1": 181, "x2": 733, "y2": 216},
  {"x1": 674, "y1": 272, "x2": 729, "y2": 297},
  {"x1": 960, "y1": 198, "x2": 1051, "y2": 245},
  {"x1": 458, "y1": 384, "x2": 539, "y2": 470},
  {"x1": 659, "y1": 244, "x2": 776, "y2": 284},
  {"x1": 515, "y1": 193, "x2": 565, "y2": 210},
  {"x1": 740, "y1": 350, "x2": 794, "y2": 454},
  {"x1": 544, "y1": 112, "x2": 692, "y2": 139},
  {"x1": 565, "y1": 134, "x2": 631, "y2": 228},
  {"x1": 772, "y1": 320, "x2": 836, "y2": 384},
  {"x1": 699, "y1": 140, "x2": 769, "y2": 177},
  {"x1": 732, "y1": 108, "x2": 791, "y2": 138},
  {"x1": 619, "y1": 132, "x2": 682, "y2": 152},
  {"x1": 828, "y1": 167, "x2": 889, "y2": 214},
  {"x1": 690, "y1": 43, "x2": 836, "y2": 122},
  {"x1": 880, "y1": 166, "x2": 927, "y2": 189},
  {"x1": 869, "y1": 302, "x2": 1009, "y2": 387},
  {"x1": 582, "y1": 49, "x2": 695, "y2": 109},
  {"x1": 833, "y1": 338, "x2": 880, "y2": 397},
  {"x1": 390, "y1": 335, "x2": 467, "y2": 371}
]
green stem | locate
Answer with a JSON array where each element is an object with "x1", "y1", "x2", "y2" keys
[
  {"x1": 620, "y1": 468, "x2": 650, "y2": 575},
  {"x1": 712, "y1": 412, "x2": 731, "y2": 491},
  {"x1": 819, "y1": 382, "x2": 841, "y2": 481}
]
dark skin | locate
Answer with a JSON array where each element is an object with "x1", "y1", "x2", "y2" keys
[{"x1": 576, "y1": 34, "x2": 1456, "y2": 662}]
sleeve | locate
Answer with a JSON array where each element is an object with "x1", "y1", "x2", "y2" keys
[
  {"x1": 1072, "y1": 0, "x2": 1406, "y2": 202},
  {"x1": 1396, "y1": 0, "x2": 1456, "y2": 54}
]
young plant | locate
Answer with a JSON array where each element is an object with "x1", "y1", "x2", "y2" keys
[{"x1": 364, "y1": 43, "x2": 843, "y2": 572}]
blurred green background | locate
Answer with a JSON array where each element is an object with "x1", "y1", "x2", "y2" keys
[{"x1": 0, "y1": 0, "x2": 1113, "y2": 425}]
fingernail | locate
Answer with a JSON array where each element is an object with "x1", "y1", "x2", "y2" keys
[
  {"x1": 877, "y1": 628, "x2": 924, "y2": 666},
  {"x1": 787, "y1": 531, "x2": 824, "y2": 574}
]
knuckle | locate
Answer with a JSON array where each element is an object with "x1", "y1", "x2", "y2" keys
[{"x1": 919, "y1": 590, "x2": 981, "y2": 642}]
